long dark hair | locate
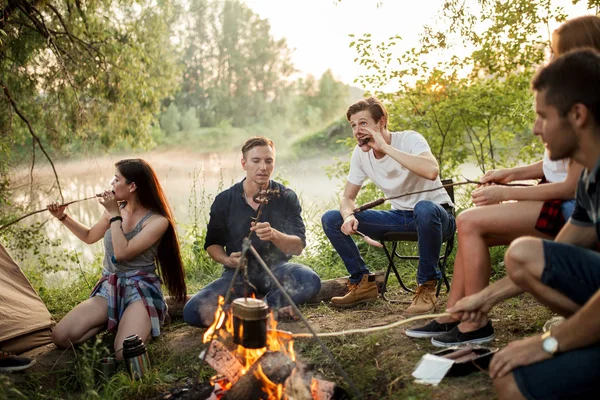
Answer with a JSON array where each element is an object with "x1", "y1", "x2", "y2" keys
[{"x1": 115, "y1": 159, "x2": 187, "y2": 302}]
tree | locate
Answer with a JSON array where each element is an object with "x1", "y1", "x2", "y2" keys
[
  {"x1": 180, "y1": 107, "x2": 200, "y2": 132},
  {"x1": 0, "y1": 0, "x2": 181, "y2": 211},
  {"x1": 177, "y1": 0, "x2": 294, "y2": 127},
  {"x1": 314, "y1": 69, "x2": 349, "y2": 123},
  {"x1": 161, "y1": 103, "x2": 182, "y2": 135}
]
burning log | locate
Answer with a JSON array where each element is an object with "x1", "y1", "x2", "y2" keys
[
  {"x1": 202, "y1": 340, "x2": 244, "y2": 384},
  {"x1": 222, "y1": 351, "x2": 296, "y2": 400}
]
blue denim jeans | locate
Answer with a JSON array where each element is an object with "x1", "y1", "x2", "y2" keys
[
  {"x1": 183, "y1": 261, "x2": 321, "y2": 328},
  {"x1": 321, "y1": 200, "x2": 456, "y2": 285}
]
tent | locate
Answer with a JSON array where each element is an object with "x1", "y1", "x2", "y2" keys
[{"x1": 0, "y1": 243, "x2": 54, "y2": 354}]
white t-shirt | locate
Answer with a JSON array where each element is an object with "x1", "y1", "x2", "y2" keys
[
  {"x1": 347, "y1": 130, "x2": 453, "y2": 210},
  {"x1": 543, "y1": 150, "x2": 569, "y2": 183}
]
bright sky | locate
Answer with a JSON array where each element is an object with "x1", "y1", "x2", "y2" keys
[{"x1": 243, "y1": 0, "x2": 592, "y2": 90}]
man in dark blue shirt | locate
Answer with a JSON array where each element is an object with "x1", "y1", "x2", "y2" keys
[
  {"x1": 183, "y1": 137, "x2": 321, "y2": 327},
  {"x1": 448, "y1": 49, "x2": 600, "y2": 399}
]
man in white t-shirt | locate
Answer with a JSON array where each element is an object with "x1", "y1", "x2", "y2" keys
[{"x1": 322, "y1": 97, "x2": 456, "y2": 314}]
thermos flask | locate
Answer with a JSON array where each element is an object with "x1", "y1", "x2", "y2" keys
[{"x1": 122, "y1": 334, "x2": 150, "y2": 379}]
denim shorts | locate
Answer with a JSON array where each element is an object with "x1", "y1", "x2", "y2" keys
[
  {"x1": 93, "y1": 279, "x2": 143, "y2": 307},
  {"x1": 513, "y1": 240, "x2": 600, "y2": 399},
  {"x1": 561, "y1": 199, "x2": 575, "y2": 220}
]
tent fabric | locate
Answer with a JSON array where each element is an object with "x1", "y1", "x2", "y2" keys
[
  {"x1": 0, "y1": 329, "x2": 53, "y2": 354},
  {"x1": 0, "y1": 243, "x2": 54, "y2": 353}
]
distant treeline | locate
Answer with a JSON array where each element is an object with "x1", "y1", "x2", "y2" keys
[{"x1": 164, "y1": 0, "x2": 360, "y2": 131}]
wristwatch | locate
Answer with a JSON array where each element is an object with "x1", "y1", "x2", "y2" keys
[{"x1": 541, "y1": 330, "x2": 559, "y2": 356}]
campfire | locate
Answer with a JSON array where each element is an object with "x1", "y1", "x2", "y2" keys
[{"x1": 201, "y1": 296, "x2": 338, "y2": 400}]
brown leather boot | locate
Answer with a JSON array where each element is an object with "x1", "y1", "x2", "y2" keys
[
  {"x1": 405, "y1": 279, "x2": 437, "y2": 315},
  {"x1": 331, "y1": 274, "x2": 378, "y2": 308}
]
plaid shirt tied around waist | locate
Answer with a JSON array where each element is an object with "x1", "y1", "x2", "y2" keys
[{"x1": 90, "y1": 270, "x2": 167, "y2": 338}]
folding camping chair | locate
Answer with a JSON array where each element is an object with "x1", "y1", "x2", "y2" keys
[{"x1": 379, "y1": 178, "x2": 455, "y2": 302}]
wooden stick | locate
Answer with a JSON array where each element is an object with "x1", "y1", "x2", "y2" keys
[
  {"x1": 352, "y1": 178, "x2": 533, "y2": 214},
  {"x1": 293, "y1": 312, "x2": 452, "y2": 338},
  {"x1": 0, "y1": 195, "x2": 100, "y2": 231}
]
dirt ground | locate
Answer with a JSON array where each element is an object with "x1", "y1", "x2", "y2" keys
[{"x1": 10, "y1": 289, "x2": 553, "y2": 400}]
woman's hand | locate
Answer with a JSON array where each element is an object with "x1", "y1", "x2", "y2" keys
[
  {"x1": 98, "y1": 190, "x2": 120, "y2": 217},
  {"x1": 47, "y1": 202, "x2": 67, "y2": 219},
  {"x1": 472, "y1": 185, "x2": 509, "y2": 206},
  {"x1": 480, "y1": 169, "x2": 513, "y2": 185}
]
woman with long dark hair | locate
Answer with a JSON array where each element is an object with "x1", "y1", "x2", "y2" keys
[{"x1": 47, "y1": 159, "x2": 186, "y2": 359}]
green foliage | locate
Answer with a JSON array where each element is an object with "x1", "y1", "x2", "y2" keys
[
  {"x1": 291, "y1": 70, "x2": 352, "y2": 128},
  {"x1": 179, "y1": 167, "x2": 229, "y2": 291},
  {"x1": 0, "y1": 0, "x2": 183, "y2": 222},
  {"x1": 160, "y1": 103, "x2": 182, "y2": 135},
  {"x1": 180, "y1": 108, "x2": 201, "y2": 132},
  {"x1": 289, "y1": 117, "x2": 353, "y2": 158},
  {"x1": 1, "y1": 223, "x2": 67, "y2": 273},
  {"x1": 177, "y1": 0, "x2": 295, "y2": 127},
  {"x1": 1, "y1": 0, "x2": 182, "y2": 151},
  {"x1": 0, "y1": 375, "x2": 27, "y2": 400}
]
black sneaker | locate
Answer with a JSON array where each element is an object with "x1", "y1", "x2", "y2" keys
[
  {"x1": 405, "y1": 320, "x2": 460, "y2": 338},
  {"x1": 431, "y1": 321, "x2": 495, "y2": 347},
  {"x1": 0, "y1": 351, "x2": 36, "y2": 372}
]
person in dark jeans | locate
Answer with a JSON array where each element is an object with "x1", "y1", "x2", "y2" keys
[
  {"x1": 322, "y1": 96, "x2": 455, "y2": 314},
  {"x1": 183, "y1": 137, "x2": 321, "y2": 327},
  {"x1": 448, "y1": 49, "x2": 600, "y2": 400}
]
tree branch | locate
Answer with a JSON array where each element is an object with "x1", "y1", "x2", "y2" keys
[
  {"x1": 0, "y1": 0, "x2": 42, "y2": 31},
  {"x1": 45, "y1": 3, "x2": 76, "y2": 46},
  {"x1": 460, "y1": 112, "x2": 486, "y2": 173},
  {"x1": 1, "y1": 79, "x2": 64, "y2": 203},
  {"x1": 14, "y1": 0, "x2": 50, "y2": 38},
  {"x1": 29, "y1": 135, "x2": 35, "y2": 203}
]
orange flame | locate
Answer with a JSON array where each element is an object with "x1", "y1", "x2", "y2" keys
[
  {"x1": 310, "y1": 377, "x2": 319, "y2": 400},
  {"x1": 238, "y1": 345, "x2": 266, "y2": 373},
  {"x1": 203, "y1": 296, "x2": 226, "y2": 343},
  {"x1": 254, "y1": 363, "x2": 284, "y2": 400},
  {"x1": 203, "y1": 296, "x2": 299, "y2": 399},
  {"x1": 210, "y1": 375, "x2": 233, "y2": 391}
]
